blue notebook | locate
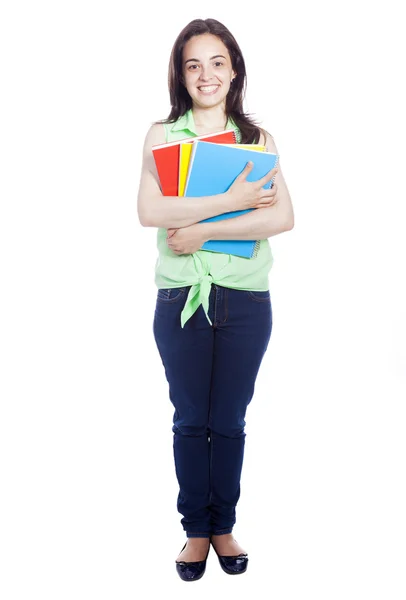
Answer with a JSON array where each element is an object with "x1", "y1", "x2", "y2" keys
[{"x1": 184, "y1": 141, "x2": 279, "y2": 258}]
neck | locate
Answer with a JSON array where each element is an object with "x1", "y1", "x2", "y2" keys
[{"x1": 192, "y1": 104, "x2": 228, "y2": 131}]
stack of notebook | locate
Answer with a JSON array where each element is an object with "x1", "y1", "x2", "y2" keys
[{"x1": 152, "y1": 130, "x2": 279, "y2": 258}]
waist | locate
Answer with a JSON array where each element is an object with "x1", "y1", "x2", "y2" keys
[{"x1": 154, "y1": 229, "x2": 273, "y2": 327}]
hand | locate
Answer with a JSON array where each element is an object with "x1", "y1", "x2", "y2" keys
[
  {"x1": 227, "y1": 162, "x2": 279, "y2": 211},
  {"x1": 166, "y1": 223, "x2": 207, "y2": 255}
]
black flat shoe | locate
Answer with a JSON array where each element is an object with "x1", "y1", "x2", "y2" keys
[
  {"x1": 175, "y1": 541, "x2": 210, "y2": 582},
  {"x1": 210, "y1": 538, "x2": 248, "y2": 575}
]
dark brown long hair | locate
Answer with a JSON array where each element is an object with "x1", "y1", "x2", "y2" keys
[{"x1": 156, "y1": 18, "x2": 266, "y2": 144}]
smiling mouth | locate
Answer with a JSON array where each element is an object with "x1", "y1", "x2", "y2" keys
[{"x1": 197, "y1": 85, "x2": 220, "y2": 93}]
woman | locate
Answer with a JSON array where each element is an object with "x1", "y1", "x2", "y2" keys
[{"x1": 137, "y1": 18, "x2": 294, "y2": 581}]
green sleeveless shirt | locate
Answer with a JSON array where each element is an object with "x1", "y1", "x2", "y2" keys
[{"x1": 154, "y1": 109, "x2": 274, "y2": 328}]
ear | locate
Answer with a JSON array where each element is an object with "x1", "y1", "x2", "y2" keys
[{"x1": 231, "y1": 69, "x2": 237, "y2": 81}]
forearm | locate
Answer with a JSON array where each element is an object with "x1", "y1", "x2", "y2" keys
[
  {"x1": 202, "y1": 206, "x2": 292, "y2": 240},
  {"x1": 143, "y1": 193, "x2": 231, "y2": 228}
]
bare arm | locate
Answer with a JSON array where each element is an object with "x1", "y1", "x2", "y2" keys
[
  {"x1": 198, "y1": 131, "x2": 294, "y2": 240},
  {"x1": 137, "y1": 124, "x2": 231, "y2": 228},
  {"x1": 202, "y1": 203, "x2": 292, "y2": 241}
]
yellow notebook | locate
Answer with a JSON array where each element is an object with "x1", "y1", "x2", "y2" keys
[{"x1": 178, "y1": 143, "x2": 266, "y2": 196}]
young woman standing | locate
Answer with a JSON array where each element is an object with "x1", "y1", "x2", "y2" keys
[{"x1": 137, "y1": 18, "x2": 294, "y2": 581}]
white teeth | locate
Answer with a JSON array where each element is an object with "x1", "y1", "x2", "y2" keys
[{"x1": 198, "y1": 85, "x2": 218, "y2": 91}]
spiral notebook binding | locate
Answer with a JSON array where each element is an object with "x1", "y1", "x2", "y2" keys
[
  {"x1": 233, "y1": 127, "x2": 241, "y2": 143},
  {"x1": 251, "y1": 239, "x2": 261, "y2": 258},
  {"x1": 249, "y1": 153, "x2": 280, "y2": 259},
  {"x1": 270, "y1": 153, "x2": 280, "y2": 186}
]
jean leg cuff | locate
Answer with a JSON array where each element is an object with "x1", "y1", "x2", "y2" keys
[
  {"x1": 211, "y1": 527, "x2": 233, "y2": 536},
  {"x1": 186, "y1": 531, "x2": 210, "y2": 538}
]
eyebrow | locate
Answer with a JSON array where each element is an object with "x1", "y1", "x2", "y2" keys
[{"x1": 184, "y1": 54, "x2": 227, "y2": 64}]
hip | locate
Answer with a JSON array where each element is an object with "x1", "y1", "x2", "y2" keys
[{"x1": 154, "y1": 283, "x2": 272, "y2": 330}]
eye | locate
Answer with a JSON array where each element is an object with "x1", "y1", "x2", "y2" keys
[
  {"x1": 188, "y1": 64, "x2": 199, "y2": 70},
  {"x1": 214, "y1": 61, "x2": 224, "y2": 67}
]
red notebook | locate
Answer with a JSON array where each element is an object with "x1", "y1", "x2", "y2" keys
[{"x1": 152, "y1": 129, "x2": 237, "y2": 196}]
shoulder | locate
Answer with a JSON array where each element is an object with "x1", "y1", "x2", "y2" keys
[
  {"x1": 142, "y1": 122, "x2": 166, "y2": 151},
  {"x1": 258, "y1": 128, "x2": 278, "y2": 152}
]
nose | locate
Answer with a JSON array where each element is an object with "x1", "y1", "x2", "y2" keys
[{"x1": 199, "y1": 65, "x2": 214, "y2": 81}]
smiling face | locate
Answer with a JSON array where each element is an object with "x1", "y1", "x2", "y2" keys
[{"x1": 181, "y1": 33, "x2": 236, "y2": 109}]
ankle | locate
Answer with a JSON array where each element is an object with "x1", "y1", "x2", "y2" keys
[{"x1": 187, "y1": 537, "x2": 210, "y2": 545}]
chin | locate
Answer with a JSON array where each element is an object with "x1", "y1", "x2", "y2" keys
[{"x1": 193, "y1": 93, "x2": 228, "y2": 108}]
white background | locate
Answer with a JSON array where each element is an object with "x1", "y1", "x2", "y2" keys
[{"x1": 1, "y1": 0, "x2": 405, "y2": 597}]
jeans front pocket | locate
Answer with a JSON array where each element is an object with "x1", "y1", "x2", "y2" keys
[
  {"x1": 246, "y1": 290, "x2": 271, "y2": 303},
  {"x1": 156, "y1": 287, "x2": 187, "y2": 304}
]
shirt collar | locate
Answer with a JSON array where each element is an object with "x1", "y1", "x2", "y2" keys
[
  {"x1": 170, "y1": 109, "x2": 196, "y2": 134},
  {"x1": 170, "y1": 108, "x2": 237, "y2": 136}
]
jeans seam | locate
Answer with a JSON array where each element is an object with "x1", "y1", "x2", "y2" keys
[
  {"x1": 209, "y1": 430, "x2": 213, "y2": 505},
  {"x1": 213, "y1": 285, "x2": 218, "y2": 326},
  {"x1": 223, "y1": 287, "x2": 228, "y2": 323}
]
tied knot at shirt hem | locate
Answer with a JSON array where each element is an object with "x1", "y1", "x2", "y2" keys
[{"x1": 180, "y1": 274, "x2": 214, "y2": 329}]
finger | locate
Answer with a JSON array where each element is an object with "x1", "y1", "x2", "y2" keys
[
  {"x1": 235, "y1": 160, "x2": 254, "y2": 182},
  {"x1": 257, "y1": 193, "x2": 279, "y2": 207},
  {"x1": 257, "y1": 167, "x2": 278, "y2": 188},
  {"x1": 257, "y1": 198, "x2": 278, "y2": 208},
  {"x1": 258, "y1": 185, "x2": 277, "y2": 200}
]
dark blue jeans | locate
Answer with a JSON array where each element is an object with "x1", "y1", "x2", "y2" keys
[{"x1": 153, "y1": 283, "x2": 272, "y2": 538}]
